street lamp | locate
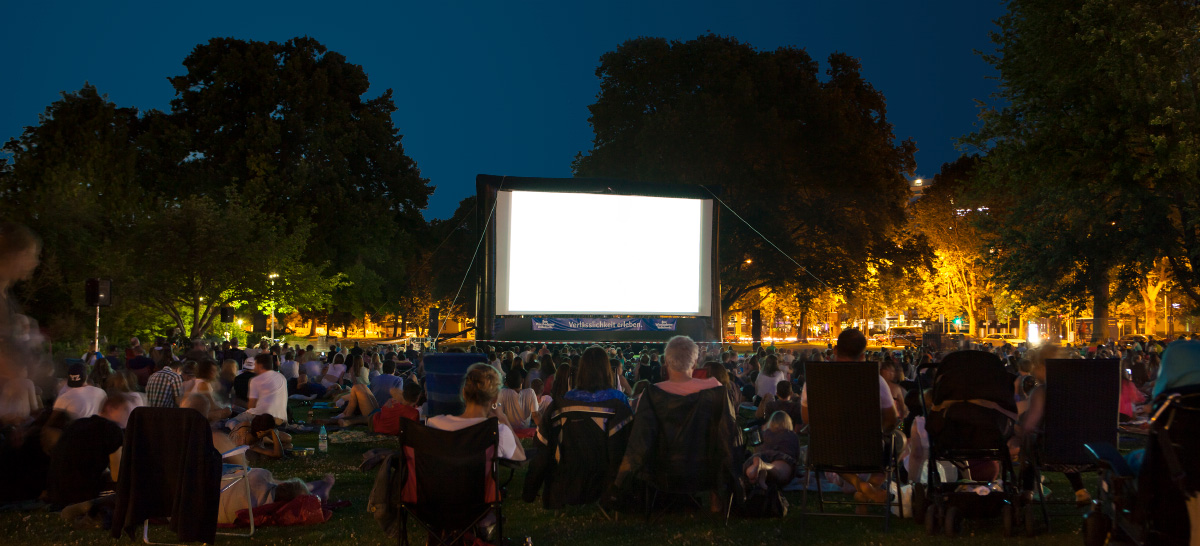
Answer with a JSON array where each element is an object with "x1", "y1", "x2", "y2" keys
[{"x1": 269, "y1": 273, "x2": 279, "y2": 343}]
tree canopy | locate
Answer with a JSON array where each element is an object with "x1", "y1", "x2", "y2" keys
[
  {"x1": 0, "y1": 37, "x2": 433, "y2": 342},
  {"x1": 573, "y1": 35, "x2": 920, "y2": 316}
]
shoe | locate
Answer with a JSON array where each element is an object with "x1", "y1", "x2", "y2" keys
[{"x1": 1074, "y1": 489, "x2": 1091, "y2": 507}]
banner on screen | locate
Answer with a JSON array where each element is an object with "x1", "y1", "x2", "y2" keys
[{"x1": 531, "y1": 318, "x2": 678, "y2": 332}]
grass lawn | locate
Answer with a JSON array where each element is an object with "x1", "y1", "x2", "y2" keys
[{"x1": 0, "y1": 402, "x2": 1106, "y2": 546}]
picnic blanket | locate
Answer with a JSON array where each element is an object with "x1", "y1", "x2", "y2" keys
[{"x1": 219, "y1": 495, "x2": 340, "y2": 528}]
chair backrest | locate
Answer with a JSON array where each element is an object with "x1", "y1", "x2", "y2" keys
[
  {"x1": 805, "y1": 361, "x2": 884, "y2": 470},
  {"x1": 1043, "y1": 358, "x2": 1119, "y2": 465},
  {"x1": 641, "y1": 385, "x2": 735, "y2": 494},
  {"x1": 111, "y1": 407, "x2": 221, "y2": 543},
  {"x1": 423, "y1": 353, "x2": 488, "y2": 418},
  {"x1": 397, "y1": 417, "x2": 500, "y2": 530}
]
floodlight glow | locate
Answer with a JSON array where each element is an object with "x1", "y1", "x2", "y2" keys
[{"x1": 495, "y1": 190, "x2": 712, "y2": 315}]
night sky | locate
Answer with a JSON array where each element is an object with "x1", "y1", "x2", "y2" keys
[{"x1": 1, "y1": 1, "x2": 1005, "y2": 219}]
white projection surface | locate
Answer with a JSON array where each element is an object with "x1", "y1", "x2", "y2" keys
[{"x1": 496, "y1": 190, "x2": 712, "y2": 316}]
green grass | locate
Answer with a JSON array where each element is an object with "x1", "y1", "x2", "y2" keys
[{"x1": 1, "y1": 403, "x2": 1111, "y2": 545}]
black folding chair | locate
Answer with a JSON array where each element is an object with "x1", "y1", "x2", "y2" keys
[
  {"x1": 395, "y1": 417, "x2": 506, "y2": 546},
  {"x1": 802, "y1": 361, "x2": 900, "y2": 530},
  {"x1": 1025, "y1": 358, "x2": 1119, "y2": 531}
]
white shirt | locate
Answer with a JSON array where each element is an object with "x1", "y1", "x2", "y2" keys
[
  {"x1": 247, "y1": 370, "x2": 288, "y2": 422},
  {"x1": 755, "y1": 371, "x2": 787, "y2": 398},
  {"x1": 53, "y1": 385, "x2": 108, "y2": 420},
  {"x1": 320, "y1": 364, "x2": 347, "y2": 388},
  {"x1": 426, "y1": 414, "x2": 522, "y2": 460}
]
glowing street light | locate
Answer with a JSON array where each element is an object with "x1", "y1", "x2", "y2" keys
[{"x1": 268, "y1": 273, "x2": 280, "y2": 343}]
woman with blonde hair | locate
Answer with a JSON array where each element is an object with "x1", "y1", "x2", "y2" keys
[
  {"x1": 427, "y1": 363, "x2": 524, "y2": 460},
  {"x1": 744, "y1": 410, "x2": 800, "y2": 489}
]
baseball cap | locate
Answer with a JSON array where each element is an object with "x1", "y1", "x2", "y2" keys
[
  {"x1": 242, "y1": 360, "x2": 256, "y2": 371},
  {"x1": 67, "y1": 363, "x2": 86, "y2": 388}
]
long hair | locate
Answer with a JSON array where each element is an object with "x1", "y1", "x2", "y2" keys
[{"x1": 575, "y1": 346, "x2": 613, "y2": 392}]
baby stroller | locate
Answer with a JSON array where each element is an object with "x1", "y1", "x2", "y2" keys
[
  {"x1": 913, "y1": 350, "x2": 1023, "y2": 537},
  {"x1": 1083, "y1": 386, "x2": 1200, "y2": 546}
]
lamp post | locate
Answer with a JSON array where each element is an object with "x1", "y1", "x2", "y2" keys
[{"x1": 269, "y1": 273, "x2": 279, "y2": 343}]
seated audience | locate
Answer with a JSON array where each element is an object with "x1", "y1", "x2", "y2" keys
[
  {"x1": 754, "y1": 354, "x2": 786, "y2": 399},
  {"x1": 145, "y1": 358, "x2": 184, "y2": 408},
  {"x1": 745, "y1": 410, "x2": 800, "y2": 489},
  {"x1": 427, "y1": 363, "x2": 525, "y2": 461},
  {"x1": 229, "y1": 413, "x2": 291, "y2": 460},
  {"x1": 228, "y1": 353, "x2": 289, "y2": 427},
  {"x1": 524, "y1": 346, "x2": 632, "y2": 508},
  {"x1": 497, "y1": 367, "x2": 539, "y2": 430},
  {"x1": 755, "y1": 380, "x2": 803, "y2": 434},
  {"x1": 371, "y1": 380, "x2": 422, "y2": 435},
  {"x1": 369, "y1": 360, "x2": 404, "y2": 407},
  {"x1": 799, "y1": 328, "x2": 898, "y2": 507},
  {"x1": 53, "y1": 363, "x2": 107, "y2": 420},
  {"x1": 46, "y1": 392, "x2": 135, "y2": 508}
]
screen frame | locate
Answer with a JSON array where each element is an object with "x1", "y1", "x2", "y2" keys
[
  {"x1": 475, "y1": 175, "x2": 723, "y2": 342},
  {"x1": 494, "y1": 189, "x2": 712, "y2": 316}
]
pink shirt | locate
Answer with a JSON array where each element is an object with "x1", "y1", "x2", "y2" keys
[{"x1": 655, "y1": 377, "x2": 721, "y2": 396}]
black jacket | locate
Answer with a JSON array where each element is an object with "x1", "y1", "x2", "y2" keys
[
  {"x1": 523, "y1": 392, "x2": 633, "y2": 508},
  {"x1": 111, "y1": 407, "x2": 220, "y2": 543},
  {"x1": 611, "y1": 385, "x2": 744, "y2": 499}
]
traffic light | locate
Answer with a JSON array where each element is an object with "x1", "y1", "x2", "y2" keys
[{"x1": 954, "y1": 317, "x2": 963, "y2": 328}]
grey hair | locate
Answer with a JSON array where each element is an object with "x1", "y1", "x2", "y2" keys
[{"x1": 663, "y1": 335, "x2": 699, "y2": 373}]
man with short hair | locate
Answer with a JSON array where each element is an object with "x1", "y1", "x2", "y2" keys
[
  {"x1": 47, "y1": 392, "x2": 136, "y2": 508},
  {"x1": 145, "y1": 359, "x2": 184, "y2": 408},
  {"x1": 53, "y1": 363, "x2": 107, "y2": 419},
  {"x1": 228, "y1": 353, "x2": 288, "y2": 427}
]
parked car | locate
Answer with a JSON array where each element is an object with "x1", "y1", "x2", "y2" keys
[
  {"x1": 887, "y1": 326, "x2": 925, "y2": 347},
  {"x1": 979, "y1": 333, "x2": 1025, "y2": 347}
]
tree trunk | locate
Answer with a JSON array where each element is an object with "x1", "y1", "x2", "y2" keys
[
  {"x1": 1091, "y1": 266, "x2": 1111, "y2": 342},
  {"x1": 308, "y1": 318, "x2": 316, "y2": 337},
  {"x1": 400, "y1": 313, "x2": 407, "y2": 337},
  {"x1": 392, "y1": 317, "x2": 398, "y2": 338}
]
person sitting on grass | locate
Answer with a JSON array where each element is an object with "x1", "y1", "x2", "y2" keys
[
  {"x1": 755, "y1": 380, "x2": 803, "y2": 434},
  {"x1": 744, "y1": 410, "x2": 800, "y2": 490},
  {"x1": 530, "y1": 378, "x2": 552, "y2": 410},
  {"x1": 228, "y1": 413, "x2": 292, "y2": 461},
  {"x1": 329, "y1": 382, "x2": 380, "y2": 427},
  {"x1": 371, "y1": 380, "x2": 422, "y2": 435},
  {"x1": 497, "y1": 365, "x2": 539, "y2": 430}
]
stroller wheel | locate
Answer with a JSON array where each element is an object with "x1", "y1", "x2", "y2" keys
[
  {"x1": 1083, "y1": 511, "x2": 1111, "y2": 546},
  {"x1": 911, "y1": 484, "x2": 927, "y2": 523},
  {"x1": 924, "y1": 504, "x2": 941, "y2": 535},
  {"x1": 1001, "y1": 503, "x2": 1015, "y2": 537},
  {"x1": 944, "y1": 506, "x2": 962, "y2": 538}
]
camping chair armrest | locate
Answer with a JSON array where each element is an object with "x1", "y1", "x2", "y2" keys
[{"x1": 221, "y1": 445, "x2": 251, "y2": 460}]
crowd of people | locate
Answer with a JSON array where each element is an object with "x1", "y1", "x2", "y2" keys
[{"x1": 3, "y1": 221, "x2": 1200, "y2": 540}]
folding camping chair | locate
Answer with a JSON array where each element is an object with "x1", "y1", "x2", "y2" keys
[
  {"x1": 111, "y1": 407, "x2": 257, "y2": 545},
  {"x1": 615, "y1": 384, "x2": 741, "y2": 524},
  {"x1": 394, "y1": 417, "x2": 508, "y2": 546},
  {"x1": 1023, "y1": 358, "x2": 1119, "y2": 532},
  {"x1": 802, "y1": 361, "x2": 901, "y2": 531}
]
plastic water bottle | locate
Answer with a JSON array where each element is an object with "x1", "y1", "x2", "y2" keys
[{"x1": 318, "y1": 425, "x2": 328, "y2": 454}]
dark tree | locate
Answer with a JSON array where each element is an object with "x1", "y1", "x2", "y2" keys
[{"x1": 574, "y1": 35, "x2": 918, "y2": 316}]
